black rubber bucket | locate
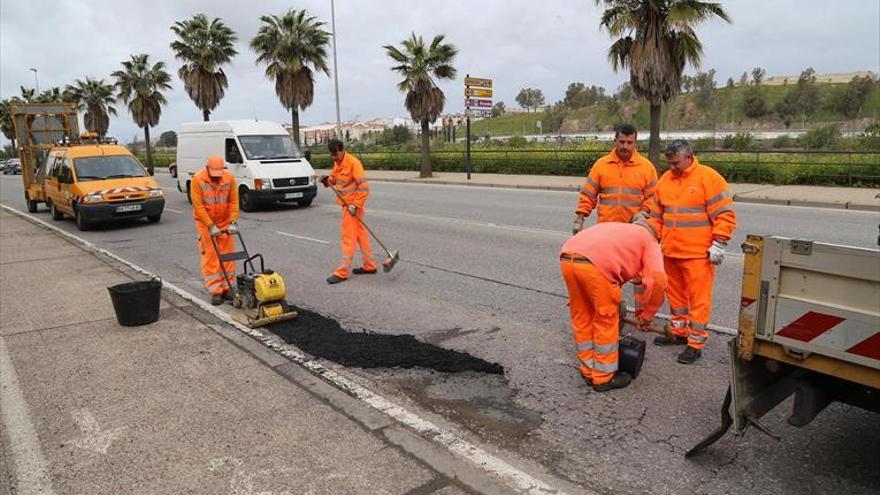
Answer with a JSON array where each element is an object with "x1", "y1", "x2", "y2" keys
[
  {"x1": 619, "y1": 335, "x2": 646, "y2": 378},
  {"x1": 108, "y1": 279, "x2": 162, "y2": 327}
]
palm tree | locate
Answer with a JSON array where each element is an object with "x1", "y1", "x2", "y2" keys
[
  {"x1": 35, "y1": 87, "x2": 65, "y2": 103},
  {"x1": 170, "y1": 14, "x2": 238, "y2": 121},
  {"x1": 250, "y1": 9, "x2": 330, "y2": 148},
  {"x1": 596, "y1": 0, "x2": 731, "y2": 166},
  {"x1": 63, "y1": 78, "x2": 117, "y2": 137},
  {"x1": 384, "y1": 33, "x2": 457, "y2": 178},
  {"x1": 0, "y1": 99, "x2": 17, "y2": 149},
  {"x1": 112, "y1": 54, "x2": 172, "y2": 174}
]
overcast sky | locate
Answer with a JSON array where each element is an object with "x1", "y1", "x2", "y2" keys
[{"x1": 2, "y1": 0, "x2": 878, "y2": 143}]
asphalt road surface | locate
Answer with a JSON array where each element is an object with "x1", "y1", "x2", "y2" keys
[{"x1": 2, "y1": 172, "x2": 878, "y2": 495}]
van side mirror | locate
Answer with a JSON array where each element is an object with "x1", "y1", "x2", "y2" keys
[
  {"x1": 149, "y1": 168, "x2": 155, "y2": 176},
  {"x1": 226, "y1": 151, "x2": 243, "y2": 164},
  {"x1": 59, "y1": 171, "x2": 72, "y2": 183},
  {"x1": 304, "y1": 150, "x2": 312, "y2": 161}
]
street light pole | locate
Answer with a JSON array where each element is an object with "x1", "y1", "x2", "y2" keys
[
  {"x1": 29, "y1": 68, "x2": 39, "y2": 93},
  {"x1": 330, "y1": 0, "x2": 342, "y2": 140}
]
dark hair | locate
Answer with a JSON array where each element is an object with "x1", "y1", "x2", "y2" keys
[
  {"x1": 614, "y1": 123, "x2": 637, "y2": 138},
  {"x1": 665, "y1": 139, "x2": 693, "y2": 157},
  {"x1": 328, "y1": 139, "x2": 344, "y2": 153}
]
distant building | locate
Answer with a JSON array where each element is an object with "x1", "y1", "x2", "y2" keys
[
  {"x1": 293, "y1": 117, "x2": 444, "y2": 145},
  {"x1": 761, "y1": 70, "x2": 876, "y2": 86}
]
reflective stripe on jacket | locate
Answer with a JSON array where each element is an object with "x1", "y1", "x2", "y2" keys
[
  {"x1": 191, "y1": 168, "x2": 239, "y2": 229},
  {"x1": 576, "y1": 149, "x2": 658, "y2": 223},
  {"x1": 647, "y1": 157, "x2": 736, "y2": 259},
  {"x1": 328, "y1": 152, "x2": 370, "y2": 208}
]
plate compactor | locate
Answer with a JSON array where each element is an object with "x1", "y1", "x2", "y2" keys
[{"x1": 212, "y1": 231, "x2": 298, "y2": 328}]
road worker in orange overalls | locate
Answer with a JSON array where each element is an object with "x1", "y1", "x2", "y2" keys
[
  {"x1": 321, "y1": 139, "x2": 376, "y2": 284},
  {"x1": 560, "y1": 219, "x2": 667, "y2": 392},
  {"x1": 647, "y1": 140, "x2": 736, "y2": 364},
  {"x1": 572, "y1": 124, "x2": 658, "y2": 233},
  {"x1": 191, "y1": 156, "x2": 239, "y2": 305}
]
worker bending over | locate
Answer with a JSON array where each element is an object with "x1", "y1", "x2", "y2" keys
[
  {"x1": 191, "y1": 156, "x2": 239, "y2": 305},
  {"x1": 572, "y1": 123, "x2": 657, "y2": 234},
  {"x1": 321, "y1": 139, "x2": 377, "y2": 284},
  {"x1": 647, "y1": 140, "x2": 736, "y2": 364},
  {"x1": 560, "y1": 219, "x2": 667, "y2": 392}
]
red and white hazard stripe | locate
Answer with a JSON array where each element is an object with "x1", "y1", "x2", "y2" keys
[
  {"x1": 773, "y1": 301, "x2": 879, "y2": 368},
  {"x1": 94, "y1": 186, "x2": 153, "y2": 195}
]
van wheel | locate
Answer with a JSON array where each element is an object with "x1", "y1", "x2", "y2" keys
[
  {"x1": 186, "y1": 181, "x2": 192, "y2": 204},
  {"x1": 25, "y1": 192, "x2": 38, "y2": 213},
  {"x1": 239, "y1": 186, "x2": 257, "y2": 212},
  {"x1": 147, "y1": 214, "x2": 162, "y2": 223},
  {"x1": 75, "y1": 209, "x2": 90, "y2": 231},
  {"x1": 50, "y1": 201, "x2": 63, "y2": 221},
  {"x1": 298, "y1": 198, "x2": 313, "y2": 207}
]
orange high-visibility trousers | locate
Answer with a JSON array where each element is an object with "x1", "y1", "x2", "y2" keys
[
  {"x1": 560, "y1": 258, "x2": 621, "y2": 385},
  {"x1": 333, "y1": 207, "x2": 377, "y2": 279},
  {"x1": 197, "y1": 226, "x2": 236, "y2": 295},
  {"x1": 664, "y1": 257, "x2": 715, "y2": 349}
]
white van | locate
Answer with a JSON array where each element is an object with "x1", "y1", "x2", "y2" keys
[{"x1": 176, "y1": 120, "x2": 317, "y2": 211}]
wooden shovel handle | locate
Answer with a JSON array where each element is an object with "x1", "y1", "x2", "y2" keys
[{"x1": 622, "y1": 316, "x2": 672, "y2": 337}]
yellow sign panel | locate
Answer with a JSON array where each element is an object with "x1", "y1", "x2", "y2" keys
[
  {"x1": 465, "y1": 88, "x2": 493, "y2": 98},
  {"x1": 465, "y1": 77, "x2": 492, "y2": 88}
]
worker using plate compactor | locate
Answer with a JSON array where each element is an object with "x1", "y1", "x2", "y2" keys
[
  {"x1": 320, "y1": 139, "x2": 377, "y2": 284},
  {"x1": 571, "y1": 123, "x2": 658, "y2": 234},
  {"x1": 191, "y1": 156, "x2": 240, "y2": 305},
  {"x1": 560, "y1": 218, "x2": 667, "y2": 392},
  {"x1": 646, "y1": 140, "x2": 736, "y2": 365}
]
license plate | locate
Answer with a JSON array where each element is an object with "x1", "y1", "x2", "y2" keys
[
  {"x1": 284, "y1": 192, "x2": 304, "y2": 199},
  {"x1": 116, "y1": 204, "x2": 142, "y2": 212}
]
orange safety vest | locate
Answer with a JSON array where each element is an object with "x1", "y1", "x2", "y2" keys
[
  {"x1": 647, "y1": 157, "x2": 736, "y2": 259},
  {"x1": 191, "y1": 168, "x2": 239, "y2": 229},
  {"x1": 328, "y1": 152, "x2": 370, "y2": 208},
  {"x1": 576, "y1": 149, "x2": 658, "y2": 223}
]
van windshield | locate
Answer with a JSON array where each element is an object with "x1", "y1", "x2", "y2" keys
[
  {"x1": 74, "y1": 155, "x2": 148, "y2": 181},
  {"x1": 238, "y1": 135, "x2": 302, "y2": 160}
]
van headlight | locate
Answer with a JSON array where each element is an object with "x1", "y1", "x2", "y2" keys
[
  {"x1": 309, "y1": 175, "x2": 315, "y2": 186},
  {"x1": 255, "y1": 178, "x2": 272, "y2": 190},
  {"x1": 148, "y1": 189, "x2": 163, "y2": 197},
  {"x1": 85, "y1": 193, "x2": 103, "y2": 202}
]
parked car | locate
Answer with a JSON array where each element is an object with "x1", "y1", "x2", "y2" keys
[
  {"x1": 168, "y1": 162, "x2": 177, "y2": 178},
  {"x1": 3, "y1": 159, "x2": 21, "y2": 175}
]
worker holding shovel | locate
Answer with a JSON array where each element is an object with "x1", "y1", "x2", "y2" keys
[
  {"x1": 559, "y1": 217, "x2": 667, "y2": 392},
  {"x1": 321, "y1": 139, "x2": 378, "y2": 284}
]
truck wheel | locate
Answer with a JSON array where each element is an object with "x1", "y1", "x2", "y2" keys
[
  {"x1": 147, "y1": 214, "x2": 162, "y2": 223},
  {"x1": 75, "y1": 209, "x2": 90, "y2": 231},
  {"x1": 239, "y1": 186, "x2": 257, "y2": 212},
  {"x1": 50, "y1": 201, "x2": 63, "y2": 221},
  {"x1": 25, "y1": 192, "x2": 38, "y2": 213}
]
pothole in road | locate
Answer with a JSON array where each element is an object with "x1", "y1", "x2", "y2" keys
[{"x1": 265, "y1": 309, "x2": 542, "y2": 440}]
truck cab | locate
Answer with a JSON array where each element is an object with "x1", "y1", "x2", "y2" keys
[{"x1": 44, "y1": 144, "x2": 164, "y2": 230}]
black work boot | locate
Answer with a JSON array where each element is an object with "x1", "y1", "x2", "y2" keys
[
  {"x1": 326, "y1": 275, "x2": 347, "y2": 284},
  {"x1": 677, "y1": 346, "x2": 702, "y2": 364},
  {"x1": 352, "y1": 267, "x2": 377, "y2": 275},
  {"x1": 581, "y1": 374, "x2": 593, "y2": 387},
  {"x1": 654, "y1": 334, "x2": 688, "y2": 346},
  {"x1": 592, "y1": 371, "x2": 632, "y2": 392},
  {"x1": 211, "y1": 293, "x2": 224, "y2": 306}
]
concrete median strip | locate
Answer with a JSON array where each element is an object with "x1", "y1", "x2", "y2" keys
[{"x1": 0, "y1": 203, "x2": 575, "y2": 495}]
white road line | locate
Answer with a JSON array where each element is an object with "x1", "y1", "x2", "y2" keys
[
  {"x1": 274, "y1": 231, "x2": 331, "y2": 245},
  {"x1": 0, "y1": 336, "x2": 56, "y2": 495},
  {"x1": 1, "y1": 203, "x2": 568, "y2": 495},
  {"x1": 164, "y1": 207, "x2": 184, "y2": 214}
]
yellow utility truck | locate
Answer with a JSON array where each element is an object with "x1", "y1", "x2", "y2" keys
[
  {"x1": 12, "y1": 103, "x2": 164, "y2": 230},
  {"x1": 688, "y1": 235, "x2": 880, "y2": 456}
]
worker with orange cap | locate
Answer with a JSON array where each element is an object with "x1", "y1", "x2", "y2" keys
[
  {"x1": 191, "y1": 156, "x2": 239, "y2": 305},
  {"x1": 560, "y1": 217, "x2": 667, "y2": 392},
  {"x1": 320, "y1": 139, "x2": 376, "y2": 284}
]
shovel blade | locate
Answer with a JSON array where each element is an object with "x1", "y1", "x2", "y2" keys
[{"x1": 382, "y1": 250, "x2": 400, "y2": 272}]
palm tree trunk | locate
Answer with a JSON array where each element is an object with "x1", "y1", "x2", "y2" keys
[
  {"x1": 143, "y1": 125, "x2": 154, "y2": 175},
  {"x1": 203, "y1": 109, "x2": 210, "y2": 122},
  {"x1": 648, "y1": 102, "x2": 662, "y2": 170},
  {"x1": 419, "y1": 119, "x2": 431, "y2": 178},
  {"x1": 291, "y1": 108, "x2": 301, "y2": 148}
]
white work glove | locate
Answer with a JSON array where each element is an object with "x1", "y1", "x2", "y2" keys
[
  {"x1": 226, "y1": 222, "x2": 238, "y2": 235},
  {"x1": 347, "y1": 204, "x2": 358, "y2": 216},
  {"x1": 209, "y1": 225, "x2": 222, "y2": 237},
  {"x1": 708, "y1": 240, "x2": 727, "y2": 265},
  {"x1": 571, "y1": 214, "x2": 585, "y2": 235}
]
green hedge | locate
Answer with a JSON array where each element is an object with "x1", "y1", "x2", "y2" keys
[{"x1": 133, "y1": 154, "x2": 175, "y2": 168}]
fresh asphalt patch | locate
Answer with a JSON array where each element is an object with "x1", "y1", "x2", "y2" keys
[{"x1": 267, "y1": 308, "x2": 505, "y2": 374}]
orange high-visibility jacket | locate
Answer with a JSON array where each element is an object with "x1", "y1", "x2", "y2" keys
[
  {"x1": 328, "y1": 152, "x2": 370, "y2": 209},
  {"x1": 576, "y1": 149, "x2": 658, "y2": 223},
  {"x1": 647, "y1": 157, "x2": 736, "y2": 259},
  {"x1": 560, "y1": 222, "x2": 667, "y2": 321},
  {"x1": 191, "y1": 168, "x2": 239, "y2": 229}
]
